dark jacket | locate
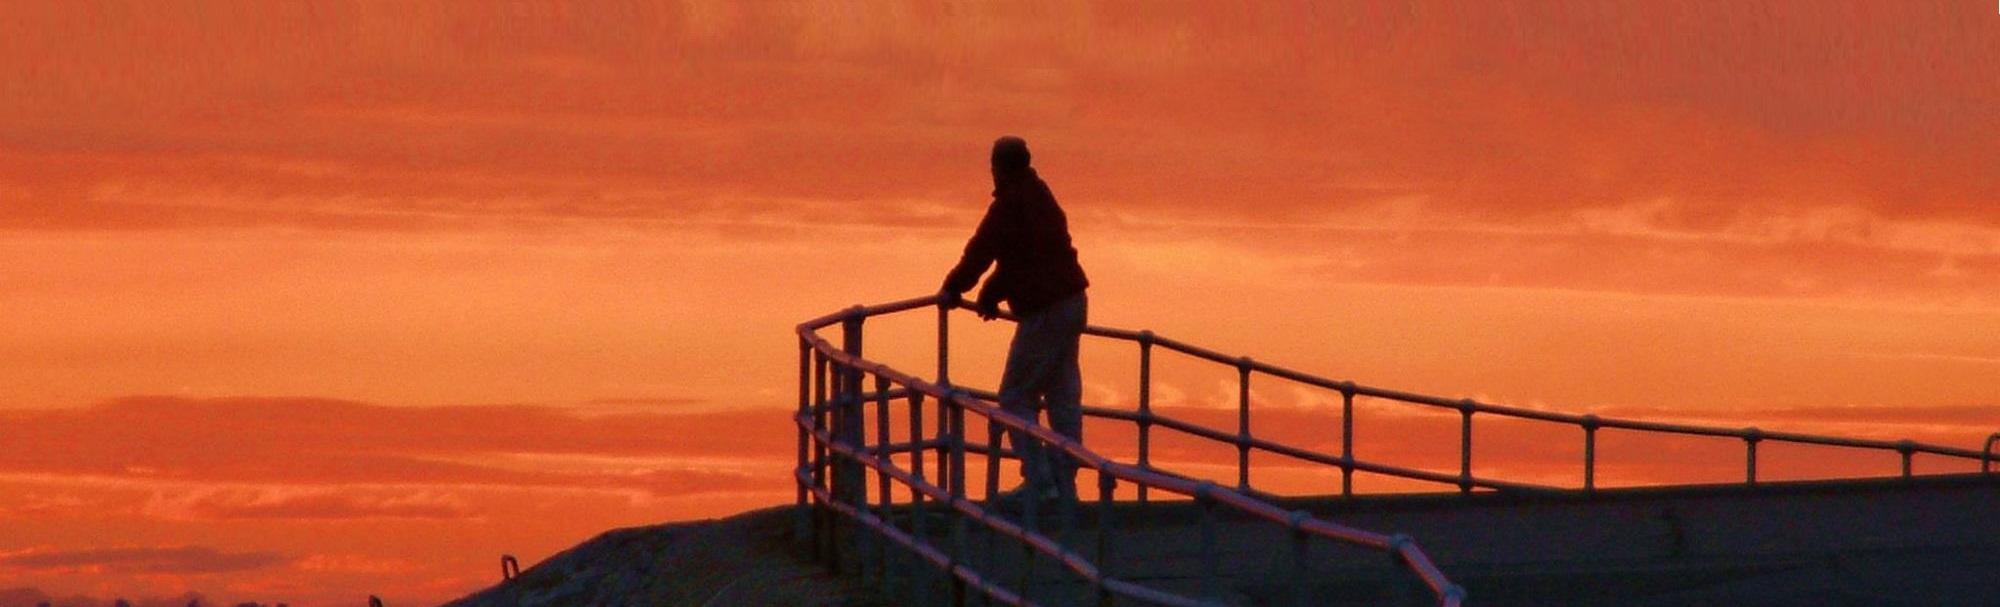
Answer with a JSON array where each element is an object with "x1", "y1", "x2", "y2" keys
[{"x1": 942, "y1": 167, "x2": 1089, "y2": 317}]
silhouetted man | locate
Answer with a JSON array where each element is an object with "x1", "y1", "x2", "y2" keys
[{"x1": 942, "y1": 136, "x2": 1090, "y2": 506}]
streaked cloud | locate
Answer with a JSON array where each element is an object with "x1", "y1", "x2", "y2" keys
[
  {"x1": 0, "y1": 546, "x2": 286, "y2": 575},
  {"x1": 139, "y1": 488, "x2": 476, "y2": 522},
  {"x1": 0, "y1": 396, "x2": 794, "y2": 496},
  {"x1": 3, "y1": 2, "x2": 1992, "y2": 233}
]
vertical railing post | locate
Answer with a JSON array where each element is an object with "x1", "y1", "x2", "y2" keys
[
  {"x1": 908, "y1": 390, "x2": 930, "y2": 607},
  {"x1": 873, "y1": 374, "x2": 894, "y2": 593},
  {"x1": 1458, "y1": 399, "x2": 1475, "y2": 494},
  {"x1": 1023, "y1": 488, "x2": 1041, "y2": 607},
  {"x1": 910, "y1": 392, "x2": 927, "y2": 494},
  {"x1": 1096, "y1": 469, "x2": 1117, "y2": 607},
  {"x1": 983, "y1": 417, "x2": 1002, "y2": 603},
  {"x1": 796, "y1": 337, "x2": 812, "y2": 546},
  {"x1": 1237, "y1": 358, "x2": 1253, "y2": 493},
  {"x1": 938, "y1": 296, "x2": 952, "y2": 385},
  {"x1": 834, "y1": 309, "x2": 867, "y2": 573},
  {"x1": 947, "y1": 391, "x2": 970, "y2": 607},
  {"x1": 1984, "y1": 433, "x2": 1999, "y2": 475},
  {"x1": 1198, "y1": 482, "x2": 1219, "y2": 602},
  {"x1": 1136, "y1": 331, "x2": 1154, "y2": 504},
  {"x1": 936, "y1": 385, "x2": 952, "y2": 497},
  {"x1": 813, "y1": 351, "x2": 832, "y2": 562},
  {"x1": 932, "y1": 296, "x2": 951, "y2": 605},
  {"x1": 835, "y1": 310, "x2": 868, "y2": 508},
  {"x1": 1743, "y1": 427, "x2": 1762, "y2": 486},
  {"x1": 1897, "y1": 440, "x2": 1916, "y2": 479},
  {"x1": 1340, "y1": 383, "x2": 1356, "y2": 497},
  {"x1": 986, "y1": 421, "x2": 1004, "y2": 501},
  {"x1": 1582, "y1": 415, "x2": 1600, "y2": 494},
  {"x1": 1288, "y1": 511, "x2": 1311, "y2": 607}
]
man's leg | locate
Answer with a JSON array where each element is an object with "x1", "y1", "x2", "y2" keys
[
  {"x1": 1042, "y1": 294, "x2": 1088, "y2": 501},
  {"x1": 999, "y1": 310, "x2": 1059, "y2": 495}
]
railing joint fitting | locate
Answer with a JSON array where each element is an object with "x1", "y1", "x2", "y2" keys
[
  {"x1": 1458, "y1": 398, "x2": 1477, "y2": 414},
  {"x1": 1985, "y1": 432, "x2": 2000, "y2": 474},
  {"x1": 1444, "y1": 584, "x2": 1469, "y2": 603},
  {"x1": 1743, "y1": 427, "x2": 1764, "y2": 443},
  {"x1": 1895, "y1": 439, "x2": 1917, "y2": 454},
  {"x1": 1236, "y1": 356, "x2": 1253, "y2": 372},
  {"x1": 1138, "y1": 329, "x2": 1155, "y2": 345},
  {"x1": 1581, "y1": 414, "x2": 1601, "y2": 430},
  {"x1": 1387, "y1": 533, "x2": 1413, "y2": 554},
  {"x1": 1287, "y1": 509, "x2": 1311, "y2": 531}
]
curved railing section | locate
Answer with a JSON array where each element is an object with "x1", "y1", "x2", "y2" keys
[{"x1": 794, "y1": 294, "x2": 1997, "y2": 607}]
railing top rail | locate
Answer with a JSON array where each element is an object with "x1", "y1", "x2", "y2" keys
[
  {"x1": 796, "y1": 295, "x2": 939, "y2": 331},
  {"x1": 804, "y1": 294, "x2": 1997, "y2": 465}
]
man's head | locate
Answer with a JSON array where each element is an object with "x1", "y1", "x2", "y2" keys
[{"x1": 991, "y1": 136, "x2": 1032, "y2": 174}]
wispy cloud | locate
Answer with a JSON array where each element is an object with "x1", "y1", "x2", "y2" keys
[
  {"x1": 0, "y1": 397, "x2": 797, "y2": 521},
  {"x1": 3, "y1": 3, "x2": 1993, "y2": 234},
  {"x1": 0, "y1": 546, "x2": 287, "y2": 575},
  {"x1": 139, "y1": 488, "x2": 476, "y2": 522}
]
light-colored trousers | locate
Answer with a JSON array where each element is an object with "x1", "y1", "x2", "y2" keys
[{"x1": 999, "y1": 293, "x2": 1087, "y2": 498}]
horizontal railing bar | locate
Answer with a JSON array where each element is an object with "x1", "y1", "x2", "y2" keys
[
  {"x1": 1085, "y1": 406, "x2": 1559, "y2": 494},
  {"x1": 850, "y1": 388, "x2": 914, "y2": 402},
  {"x1": 1395, "y1": 540, "x2": 1465, "y2": 603},
  {"x1": 796, "y1": 296, "x2": 943, "y2": 332},
  {"x1": 864, "y1": 438, "x2": 948, "y2": 458},
  {"x1": 1251, "y1": 362, "x2": 1985, "y2": 459}
]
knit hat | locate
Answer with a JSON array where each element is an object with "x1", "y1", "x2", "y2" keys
[{"x1": 991, "y1": 136, "x2": 1031, "y2": 171}]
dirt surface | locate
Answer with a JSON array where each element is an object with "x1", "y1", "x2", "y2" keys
[{"x1": 438, "y1": 506, "x2": 885, "y2": 607}]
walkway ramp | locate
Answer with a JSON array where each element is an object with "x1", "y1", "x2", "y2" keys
[
  {"x1": 854, "y1": 474, "x2": 1996, "y2": 606},
  {"x1": 796, "y1": 295, "x2": 1999, "y2": 607}
]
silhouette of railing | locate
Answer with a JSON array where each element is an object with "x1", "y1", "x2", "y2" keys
[
  {"x1": 500, "y1": 554, "x2": 520, "y2": 582},
  {"x1": 795, "y1": 294, "x2": 1997, "y2": 607},
  {"x1": 1988, "y1": 433, "x2": 2000, "y2": 474}
]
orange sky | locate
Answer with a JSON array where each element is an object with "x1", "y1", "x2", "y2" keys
[{"x1": 3, "y1": 3, "x2": 1996, "y2": 606}]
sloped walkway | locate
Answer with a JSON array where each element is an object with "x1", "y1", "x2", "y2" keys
[
  {"x1": 439, "y1": 507, "x2": 887, "y2": 607},
  {"x1": 439, "y1": 472, "x2": 1999, "y2": 606}
]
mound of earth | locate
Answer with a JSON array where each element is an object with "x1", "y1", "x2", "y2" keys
[{"x1": 439, "y1": 506, "x2": 885, "y2": 607}]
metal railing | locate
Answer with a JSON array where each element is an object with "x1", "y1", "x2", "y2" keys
[{"x1": 795, "y1": 294, "x2": 1998, "y2": 607}]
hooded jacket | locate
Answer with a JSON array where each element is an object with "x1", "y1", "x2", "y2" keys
[{"x1": 942, "y1": 167, "x2": 1090, "y2": 317}]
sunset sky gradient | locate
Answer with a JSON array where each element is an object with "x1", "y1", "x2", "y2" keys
[{"x1": 3, "y1": 3, "x2": 1996, "y2": 606}]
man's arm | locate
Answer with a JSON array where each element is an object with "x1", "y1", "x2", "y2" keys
[{"x1": 941, "y1": 200, "x2": 1006, "y2": 295}]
